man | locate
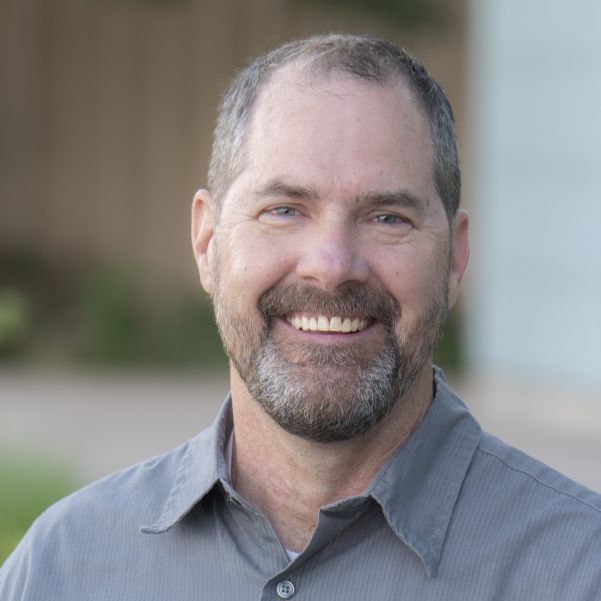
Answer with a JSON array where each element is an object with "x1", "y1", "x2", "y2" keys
[{"x1": 1, "y1": 34, "x2": 600, "y2": 600}]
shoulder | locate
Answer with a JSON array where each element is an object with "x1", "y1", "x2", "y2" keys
[
  {"x1": 474, "y1": 431, "x2": 601, "y2": 515},
  {"x1": 0, "y1": 436, "x2": 197, "y2": 600},
  {"x1": 45, "y1": 437, "x2": 193, "y2": 532},
  {"x1": 459, "y1": 430, "x2": 601, "y2": 574},
  {"x1": 443, "y1": 431, "x2": 601, "y2": 596}
]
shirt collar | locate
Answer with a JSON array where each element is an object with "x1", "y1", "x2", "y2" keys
[
  {"x1": 368, "y1": 367, "x2": 482, "y2": 577},
  {"x1": 140, "y1": 396, "x2": 232, "y2": 534},
  {"x1": 141, "y1": 369, "x2": 482, "y2": 579}
]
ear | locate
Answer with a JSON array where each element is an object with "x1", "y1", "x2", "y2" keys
[
  {"x1": 447, "y1": 209, "x2": 470, "y2": 309},
  {"x1": 191, "y1": 189, "x2": 216, "y2": 295}
]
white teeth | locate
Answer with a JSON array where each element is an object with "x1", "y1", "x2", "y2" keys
[
  {"x1": 286, "y1": 314, "x2": 369, "y2": 333},
  {"x1": 317, "y1": 315, "x2": 329, "y2": 331},
  {"x1": 329, "y1": 316, "x2": 342, "y2": 332}
]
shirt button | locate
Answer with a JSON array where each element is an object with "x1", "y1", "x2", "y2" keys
[{"x1": 276, "y1": 580, "x2": 295, "y2": 598}]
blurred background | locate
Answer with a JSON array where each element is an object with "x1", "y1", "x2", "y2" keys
[{"x1": 1, "y1": 0, "x2": 600, "y2": 562}]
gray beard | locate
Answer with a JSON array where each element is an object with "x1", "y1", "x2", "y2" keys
[
  {"x1": 245, "y1": 332, "x2": 402, "y2": 442},
  {"x1": 213, "y1": 280, "x2": 448, "y2": 443}
]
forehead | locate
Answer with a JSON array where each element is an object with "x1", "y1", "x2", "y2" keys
[{"x1": 230, "y1": 68, "x2": 437, "y2": 203}]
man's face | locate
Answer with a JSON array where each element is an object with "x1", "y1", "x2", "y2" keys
[{"x1": 195, "y1": 72, "x2": 467, "y2": 442}]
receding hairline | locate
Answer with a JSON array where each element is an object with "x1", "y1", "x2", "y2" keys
[
  {"x1": 208, "y1": 34, "x2": 461, "y2": 222},
  {"x1": 257, "y1": 59, "x2": 423, "y2": 103},
  {"x1": 220, "y1": 62, "x2": 431, "y2": 206}
]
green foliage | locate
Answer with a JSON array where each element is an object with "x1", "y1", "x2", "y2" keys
[
  {"x1": 78, "y1": 270, "x2": 144, "y2": 364},
  {"x1": 0, "y1": 289, "x2": 31, "y2": 357},
  {"x1": 76, "y1": 270, "x2": 226, "y2": 367},
  {"x1": 145, "y1": 298, "x2": 227, "y2": 367},
  {"x1": 0, "y1": 454, "x2": 77, "y2": 565},
  {"x1": 434, "y1": 308, "x2": 462, "y2": 373},
  {"x1": 0, "y1": 249, "x2": 227, "y2": 369}
]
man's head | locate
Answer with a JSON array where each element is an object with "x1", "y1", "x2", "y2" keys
[
  {"x1": 192, "y1": 34, "x2": 469, "y2": 442},
  {"x1": 208, "y1": 33, "x2": 460, "y2": 223}
]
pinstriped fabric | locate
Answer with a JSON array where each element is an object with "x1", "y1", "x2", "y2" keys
[{"x1": 2, "y1": 369, "x2": 601, "y2": 600}]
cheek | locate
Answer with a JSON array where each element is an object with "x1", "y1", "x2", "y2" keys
[
  {"x1": 372, "y1": 247, "x2": 448, "y2": 317},
  {"x1": 217, "y1": 232, "x2": 297, "y2": 306}
]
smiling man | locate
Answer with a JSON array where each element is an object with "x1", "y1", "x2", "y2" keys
[
  {"x1": 190, "y1": 52, "x2": 468, "y2": 556},
  {"x1": 2, "y1": 34, "x2": 600, "y2": 600}
]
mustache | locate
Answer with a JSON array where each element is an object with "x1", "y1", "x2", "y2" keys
[{"x1": 258, "y1": 283, "x2": 400, "y2": 326}]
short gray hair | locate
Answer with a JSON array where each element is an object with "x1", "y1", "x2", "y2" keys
[{"x1": 208, "y1": 33, "x2": 460, "y2": 221}]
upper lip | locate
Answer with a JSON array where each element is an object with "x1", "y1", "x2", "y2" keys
[{"x1": 285, "y1": 313, "x2": 370, "y2": 333}]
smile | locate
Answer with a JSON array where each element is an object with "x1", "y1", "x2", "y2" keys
[{"x1": 285, "y1": 313, "x2": 369, "y2": 333}]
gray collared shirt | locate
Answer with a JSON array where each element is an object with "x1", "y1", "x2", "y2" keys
[{"x1": 2, "y1": 369, "x2": 601, "y2": 600}]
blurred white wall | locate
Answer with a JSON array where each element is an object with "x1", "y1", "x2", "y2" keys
[{"x1": 467, "y1": 0, "x2": 601, "y2": 393}]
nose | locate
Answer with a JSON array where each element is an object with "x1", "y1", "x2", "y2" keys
[{"x1": 295, "y1": 219, "x2": 370, "y2": 291}]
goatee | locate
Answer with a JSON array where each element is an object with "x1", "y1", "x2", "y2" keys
[{"x1": 212, "y1": 281, "x2": 447, "y2": 442}]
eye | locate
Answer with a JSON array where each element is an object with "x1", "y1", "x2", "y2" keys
[
  {"x1": 269, "y1": 206, "x2": 300, "y2": 217},
  {"x1": 259, "y1": 205, "x2": 304, "y2": 222},
  {"x1": 258, "y1": 204, "x2": 305, "y2": 226},
  {"x1": 372, "y1": 213, "x2": 411, "y2": 226}
]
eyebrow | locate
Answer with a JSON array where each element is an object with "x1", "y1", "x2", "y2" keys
[
  {"x1": 254, "y1": 179, "x2": 320, "y2": 201},
  {"x1": 356, "y1": 190, "x2": 428, "y2": 216},
  {"x1": 254, "y1": 178, "x2": 428, "y2": 216}
]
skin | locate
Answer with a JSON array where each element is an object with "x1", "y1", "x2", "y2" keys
[{"x1": 192, "y1": 69, "x2": 469, "y2": 552}]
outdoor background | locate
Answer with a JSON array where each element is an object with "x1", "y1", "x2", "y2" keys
[{"x1": 1, "y1": 0, "x2": 600, "y2": 563}]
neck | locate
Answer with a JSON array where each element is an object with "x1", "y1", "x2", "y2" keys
[{"x1": 229, "y1": 365, "x2": 433, "y2": 551}]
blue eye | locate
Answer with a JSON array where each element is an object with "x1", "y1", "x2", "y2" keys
[
  {"x1": 374, "y1": 214, "x2": 407, "y2": 225},
  {"x1": 270, "y1": 206, "x2": 299, "y2": 217}
]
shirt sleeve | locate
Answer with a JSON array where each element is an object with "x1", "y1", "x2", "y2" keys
[
  {"x1": 0, "y1": 502, "x2": 77, "y2": 601},
  {"x1": 0, "y1": 522, "x2": 41, "y2": 601}
]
